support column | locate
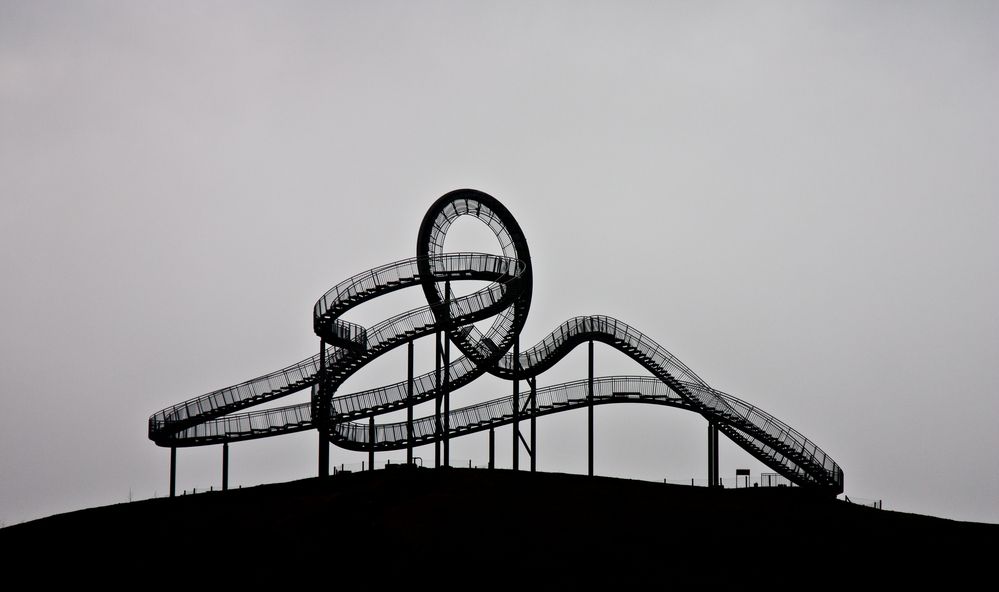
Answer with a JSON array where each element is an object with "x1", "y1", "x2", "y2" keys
[
  {"x1": 713, "y1": 423, "x2": 719, "y2": 487},
  {"x1": 222, "y1": 442, "x2": 229, "y2": 491},
  {"x1": 588, "y1": 340, "x2": 594, "y2": 477},
  {"x1": 169, "y1": 446, "x2": 176, "y2": 498},
  {"x1": 530, "y1": 376, "x2": 537, "y2": 473},
  {"x1": 443, "y1": 281, "x2": 451, "y2": 469},
  {"x1": 512, "y1": 337, "x2": 520, "y2": 471},
  {"x1": 707, "y1": 422, "x2": 712, "y2": 486},
  {"x1": 407, "y1": 340, "x2": 414, "y2": 465},
  {"x1": 318, "y1": 339, "x2": 329, "y2": 478},
  {"x1": 489, "y1": 427, "x2": 495, "y2": 469},
  {"x1": 708, "y1": 421, "x2": 719, "y2": 487},
  {"x1": 435, "y1": 328, "x2": 442, "y2": 469},
  {"x1": 369, "y1": 415, "x2": 375, "y2": 472}
]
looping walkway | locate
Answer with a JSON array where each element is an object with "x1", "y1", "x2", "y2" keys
[{"x1": 149, "y1": 189, "x2": 843, "y2": 494}]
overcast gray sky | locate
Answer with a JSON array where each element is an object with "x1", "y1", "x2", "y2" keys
[{"x1": 2, "y1": 1, "x2": 997, "y2": 526}]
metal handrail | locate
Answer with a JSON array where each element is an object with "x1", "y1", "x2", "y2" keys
[{"x1": 148, "y1": 189, "x2": 843, "y2": 493}]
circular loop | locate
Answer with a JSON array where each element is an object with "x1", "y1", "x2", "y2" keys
[{"x1": 416, "y1": 188, "x2": 533, "y2": 377}]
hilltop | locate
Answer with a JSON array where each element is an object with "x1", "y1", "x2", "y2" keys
[{"x1": 2, "y1": 468, "x2": 994, "y2": 577}]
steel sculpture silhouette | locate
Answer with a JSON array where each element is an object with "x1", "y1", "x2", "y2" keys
[{"x1": 149, "y1": 189, "x2": 843, "y2": 495}]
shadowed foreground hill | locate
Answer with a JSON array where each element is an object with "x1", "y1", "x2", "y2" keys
[{"x1": 2, "y1": 468, "x2": 995, "y2": 576}]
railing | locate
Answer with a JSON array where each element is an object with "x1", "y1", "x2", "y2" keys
[
  {"x1": 313, "y1": 253, "x2": 525, "y2": 342},
  {"x1": 843, "y1": 496, "x2": 883, "y2": 509},
  {"x1": 153, "y1": 252, "x2": 527, "y2": 442},
  {"x1": 149, "y1": 353, "x2": 322, "y2": 433},
  {"x1": 149, "y1": 189, "x2": 843, "y2": 494},
  {"x1": 664, "y1": 476, "x2": 779, "y2": 488},
  {"x1": 166, "y1": 402, "x2": 314, "y2": 446},
  {"x1": 331, "y1": 376, "x2": 682, "y2": 447}
]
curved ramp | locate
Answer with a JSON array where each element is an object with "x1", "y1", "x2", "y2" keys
[{"x1": 149, "y1": 189, "x2": 843, "y2": 494}]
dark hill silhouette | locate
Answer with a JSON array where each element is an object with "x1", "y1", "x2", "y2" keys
[{"x1": 2, "y1": 468, "x2": 994, "y2": 577}]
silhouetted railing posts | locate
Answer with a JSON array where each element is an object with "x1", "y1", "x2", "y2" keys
[
  {"x1": 588, "y1": 340, "x2": 594, "y2": 477},
  {"x1": 369, "y1": 416, "x2": 375, "y2": 471},
  {"x1": 407, "y1": 340, "x2": 414, "y2": 465},
  {"x1": 318, "y1": 339, "x2": 329, "y2": 477},
  {"x1": 512, "y1": 336, "x2": 520, "y2": 471},
  {"x1": 489, "y1": 427, "x2": 495, "y2": 469},
  {"x1": 222, "y1": 441, "x2": 229, "y2": 491},
  {"x1": 169, "y1": 446, "x2": 176, "y2": 498},
  {"x1": 708, "y1": 421, "x2": 719, "y2": 487}
]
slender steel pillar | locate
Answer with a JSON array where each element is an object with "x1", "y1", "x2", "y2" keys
[
  {"x1": 530, "y1": 376, "x2": 537, "y2": 473},
  {"x1": 407, "y1": 340, "x2": 414, "y2": 465},
  {"x1": 588, "y1": 340, "x2": 594, "y2": 477},
  {"x1": 707, "y1": 422, "x2": 712, "y2": 486},
  {"x1": 488, "y1": 427, "x2": 495, "y2": 469},
  {"x1": 318, "y1": 339, "x2": 329, "y2": 477},
  {"x1": 512, "y1": 337, "x2": 520, "y2": 471},
  {"x1": 222, "y1": 442, "x2": 229, "y2": 491},
  {"x1": 369, "y1": 415, "x2": 375, "y2": 472},
  {"x1": 708, "y1": 421, "x2": 719, "y2": 487},
  {"x1": 435, "y1": 329, "x2": 442, "y2": 468},
  {"x1": 169, "y1": 446, "x2": 176, "y2": 498},
  {"x1": 443, "y1": 281, "x2": 451, "y2": 468},
  {"x1": 713, "y1": 423, "x2": 718, "y2": 486}
]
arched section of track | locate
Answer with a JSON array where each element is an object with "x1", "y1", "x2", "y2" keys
[{"x1": 149, "y1": 189, "x2": 843, "y2": 494}]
